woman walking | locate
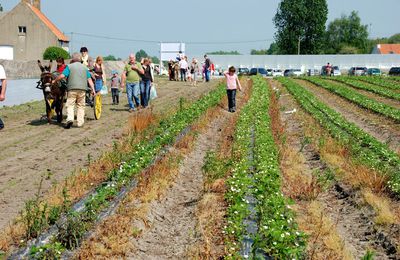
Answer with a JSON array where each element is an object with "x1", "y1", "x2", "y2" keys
[
  {"x1": 93, "y1": 56, "x2": 106, "y2": 94},
  {"x1": 140, "y1": 58, "x2": 153, "y2": 108},
  {"x1": 190, "y1": 58, "x2": 199, "y2": 86}
]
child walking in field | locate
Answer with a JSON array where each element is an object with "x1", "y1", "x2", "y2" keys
[
  {"x1": 110, "y1": 71, "x2": 121, "y2": 105},
  {"x1": 224, "y1": 66, "x2": 242, "y2": 113}
]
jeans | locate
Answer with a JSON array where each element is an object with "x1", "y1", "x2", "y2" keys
[
  {"x1": 227, "y1": 89, "x2": 237, "y2": 111},
  {"x1": 140, "y1": 80, "x2": 151, "y2": 107},
  {"x1": 180, "y1": 69, "x2": 187, "y2": 81},
  {"x1": 111, "y1": 88, "x2": 119, "y2": 104},
  {"x1": 126, "y1": 82, "x2": 140, "y2": 109},
  {"x1": 66, "y1": 90, "x2": 86, "y2": 126},
  {"x1": 205, "y1": 70, "x2": 210, "y2": 82}
]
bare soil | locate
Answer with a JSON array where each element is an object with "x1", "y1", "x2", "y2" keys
[
  {"x1": 295, "y1": 79, "x2": 400, "y2": 153},
  {"x1": 128, "y1": 89, "x2": 247, "y2": 259},
  {"x1": 0, "y1": 79, "x2": 219, "y2": 231},
  {"x1": 272, "y1": 80, "x2": 395, "y2": 259}
]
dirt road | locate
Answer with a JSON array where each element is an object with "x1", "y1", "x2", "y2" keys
[{"x1": 0, "y1": 79, "x2": 219, "y2": 231}]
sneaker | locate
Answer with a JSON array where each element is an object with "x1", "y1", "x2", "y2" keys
[
  {"x1": 64, "y1": 121, "x2": 73, "y2": 129},
  {"x1": 129, "y1": 108, "x2": 136, "y2": 113}
]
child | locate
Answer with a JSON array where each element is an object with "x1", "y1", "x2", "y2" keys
[
  {"x1": 56, "y1": 57, "x2": 66, "y2": 73},
  {"x1": 110, "y1": 71, "x2": 121, "y2": 105},
  {"x1": 224, "y1": 66, "x2": 242, "y2": 113}
]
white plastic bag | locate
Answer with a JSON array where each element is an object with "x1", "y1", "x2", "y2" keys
[
  {"x1": 150, "y1": 85, "x2": 158, "y2": 100},
  {"x1": 100, "y1": 85, "x2": 108, "y2": 95}
]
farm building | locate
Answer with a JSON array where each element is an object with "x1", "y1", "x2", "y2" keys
[
  {"x1": 0, "y1": 0, "x2": 69, "y2": 61},
  {"x1": 371, "y1": 44, "x2": 400, "y2": 54}
]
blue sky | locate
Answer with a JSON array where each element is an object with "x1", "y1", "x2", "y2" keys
[{"x1": 2, "y1": 0, "x2": 400, "y2": 58}]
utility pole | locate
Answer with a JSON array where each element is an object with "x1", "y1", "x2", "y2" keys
[{"x1": 297, "y1": 36, "x2": 301, "y2": 55}]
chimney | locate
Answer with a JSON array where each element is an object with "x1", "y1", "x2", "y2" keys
[{"x1": 21, "y1": 0, "x2": 40, "y2": 10}]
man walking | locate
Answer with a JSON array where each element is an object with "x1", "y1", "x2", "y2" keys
[
  {"x1": 204, "y1": 55, "x2": 211, "y2": 82},
  {"x1": 179, "y1": 56, "x2": 188, "y2": 82},
  {"x1": 0, "y1": 64, "x2": 7, "y2": 130},
  {"x1": 53, "y1": 53, "x2": 95, "y2": 129},
  {"x1": 121, "y1": 54, "x2": 144, "y2": 112}
]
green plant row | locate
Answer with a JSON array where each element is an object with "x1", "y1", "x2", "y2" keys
[
  {"x1": 225, "y1": 76, "x2": 305, "y2": 259},
  {"x1": 331, "y1": 76, "x2": 400, "y2": 101},
  {"x1": 278, "y1": 77, "x2": 400, "y2": 195},
  {"x1": 304, "y1": 77, "x2": 400, "y2": 122},
  {"x1": 357, "y1": 76, "x2": 400, "y2": 91},
  {"x1": 28, "y1": 84, "x2": 226, "y2": 258}
]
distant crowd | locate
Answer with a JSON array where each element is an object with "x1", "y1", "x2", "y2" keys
[{"x1": 0, "y1": 47, "x2": 243, "y2": 130}]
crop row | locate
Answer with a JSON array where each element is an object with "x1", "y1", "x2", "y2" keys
[
  {"x1": 25, "y1": 84, "x2": 227, "y2": 258},
  {"x1": 331, "y1": 76, "x2": 400, "y2": 101},
  {"x1": 278, "y1": 77, "x2": 400, "y2": 195},
  {"x1": 225, "y1": 76, "x2": 305, "y2": 259},
  {"x1": 357, "y1": 76, "x2": 400, "y2": 91},
  {"x1": 304, "y1": 77, "x2": 400, "y2": 122}
]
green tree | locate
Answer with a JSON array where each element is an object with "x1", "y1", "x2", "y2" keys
[
  {"x1": 273, "y1": 0, "x2": 327, "y2": 54},
  {"x1": 43, "y1": 46, "x2": 70, "y2": 60},
  {"x1": 151, "y1": 56, "x2": 160, "y2": 64},
  {"x1": 207, "y1": 50, "x2": 241, "y2": 55},
  {"x1": 325, "y1": 11, "x2": 369, "y2": 54},
  {"x1": 135, "y1": 49, "x2": 148, "y2": 61},
  {"x1": 267, "y1": 42, "x2": 280, "y2": 54},
  {"x1": 103, "y1": 55, "x2": 118, "y2": 61},
  {"x1": 250, "y1": 49, "x2": 268, "y2": 55},
  {"x1": 388, "y1": 33, "x2": 400, "y2": 43}
]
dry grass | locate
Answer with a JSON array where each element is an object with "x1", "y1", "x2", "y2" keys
[
  {"x1": 297, "y1": 201, "x2": 353, "y2": 260},
  {"x1": 363, "y1": 189, "x2": 398, "y2": 225},
  {"x1": 76, "y1": 100, "x2": 225, "y2": 259}
]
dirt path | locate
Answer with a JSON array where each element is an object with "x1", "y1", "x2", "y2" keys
[
  {"x1": 295, "y1": 79, "x2": 400, "y2": 153},
  {"x1": 129, "y1": 93, "x2": 242, "y2": 259},
  {"x1": 272, "y1": 80, "x2": 393, "y2": 259},
  {"x1": 0, "y1": 79, "x2": 219, "y2": 231}
]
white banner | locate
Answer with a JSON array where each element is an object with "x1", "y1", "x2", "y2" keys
[{"x1": 160, "y1": 43, "x2": 185, "y2": 53}]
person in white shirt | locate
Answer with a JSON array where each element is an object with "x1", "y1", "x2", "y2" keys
[
  {"x1": 0, "y1": 64, "x2": 7, "y2": 129},
  {"x1": 179, "y1": 56, "x2": 189, "y2": 82}
]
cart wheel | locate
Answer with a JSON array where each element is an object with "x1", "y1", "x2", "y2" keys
[{"x1": 94, "y1": 94, "x2": 102, "y2": 120}]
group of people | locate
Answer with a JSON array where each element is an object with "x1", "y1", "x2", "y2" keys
[
  {"x1": 0, "y1": 48, "x2": 244, "y2": 130},
  {"x1": 168, "y1": 53, "x2": 214, "y2": 85},
  {"x1": 52, "y1": 47, "x2": 156, "y2": 128}
]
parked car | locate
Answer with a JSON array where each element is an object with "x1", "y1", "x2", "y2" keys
[
  {"x1": 367, "y1": 68, "x2": 382, "y2": 76},
  {"x1": 238, "y1": 67, "x2": 249, "y2": 76},
  {"x1": 249, "y1": 68, "x2": 267, "y2": 77},
  {"x1": 348, "y1": 67, "x2": 367, "y2": 76},
  {"x1": 272, "y1": 69, "x2": 284, "y2": 77},
  {"x1": 284, "y1": 69, "x2": 303, "y2": 77},
  {"x1": 266, "y1": 69, "x2": 273, "y2": 76},
  {"x1": 332, "y1": 66, "x2": 341, "y2": 76},
  {"x1": 307, "y1": 69, "x2": 320, "y2": 76},
  {"x1": 389, "y1": 67, "x2": 400, "y2": 76}
]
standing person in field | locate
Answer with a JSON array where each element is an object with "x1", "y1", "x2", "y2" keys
[
  {"x1": 224, "y1": 66, "x2": 242, "y2": 113},
  {"x1": 0, "y1": 64, "x2": 7, "y2": 130},
  {"x1": 110, "y1": 70, "x2": 121, "y2": 105},
  {"x1": 140, "y1": 58, "x2": 153, "y2": 108},
  {"x1": 204, "y1": 55, "x2": 211, "y2": 82},
  {"x1": 53, "y1": 53, "x2": 95, "y2": 129},
  {"x1": 121, "y1": 54, "x2": 144, "y2": 112},
  {"x1": 93, "y1": 56, "x2": 106, "y2": 94},
  {"x1": 190, "y1": 58, "x2": 199, "y2": 86},
  {"x1": 179, "y1": 56, "x2": 188, "y2": 82}
]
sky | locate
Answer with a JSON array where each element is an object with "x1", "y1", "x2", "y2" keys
[{"x1": 2, "y1": 0, "x2": 400, "y2": 58}]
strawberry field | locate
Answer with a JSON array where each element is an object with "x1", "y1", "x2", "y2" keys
[{"x1": 1, "y1": 75, "x2": 400, "y2": 259}]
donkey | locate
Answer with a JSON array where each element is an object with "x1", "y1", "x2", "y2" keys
[{"x1": 37, "y1": 60, "x2": 65, "y2": 124}]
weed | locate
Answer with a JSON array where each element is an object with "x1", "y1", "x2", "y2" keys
[
  {"x1": 57, "y1": 211, "x2": 89, "y2": 250},
  {"x1": 300, "y1": 136, "x2": 311, "y2": 152},
  {"x1": 202, "y1": 151, "x2": 230, "y2": 186},
  {"x1": 361, "y1": 250, "x2": 375, "y2": 260}
]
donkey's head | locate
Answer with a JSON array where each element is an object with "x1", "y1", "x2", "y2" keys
[{"x1": 37, "y1": 60, "x2": 53, "y2": 73}]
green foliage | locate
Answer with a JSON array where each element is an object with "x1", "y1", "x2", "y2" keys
[
  {"x1": 267, "y1": 42, "x2": 280, "y2": 54},
  {"x1": 151, "y1": 56, "x2": 160, "y2": 64},
  {"x1": 43, "y1": 46, "x2": 70, "y2": 60},
  {"x1": 338, "y1": 45, "x2": 359, "y2": 54},
  {"x1": 103, "y1": 55, "x2": 121, "y2": 61},
  {"x1": 135, "y1": 49, "x2": 148, "y2": 61},
  {"x1": 325, "y1": 11, "x2": 369, "y2": 54},
  {"x1": 207, "y1": 50, "x2": 241, "y2": 55},
  {"x1": 202, "y1": 151, "x2": 230, "y2": 184},
  {"x1": 30, "y1": 242, "x2": 65, "y2": 260},
  {"x1": 279, "y1": 77, "x2": 400, "y2": 195},
  {"x1": 274, "y1": 0, "x2": 328, "y2": 54},
  {"x1": 358, "y1": 76, "x2": 400, "y2": 91},
  {"x1": 250, "y1": 49, "x2": 268, "y2": 55},
  {"x1": 225, "y1": 76, "x2": 306, "y2": 259}
]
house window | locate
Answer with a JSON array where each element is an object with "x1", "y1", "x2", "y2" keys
[{"x1": 18, "y1": 26, "x2": 27, "y2": 34}]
